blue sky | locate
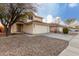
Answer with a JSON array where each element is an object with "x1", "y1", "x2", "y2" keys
[{"x1": 37, "y1": 3, "x2": 79, "y2": 21}]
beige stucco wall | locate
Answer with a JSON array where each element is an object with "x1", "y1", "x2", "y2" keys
[
  {"x1": 11, "y1": 22, "x2": 50, "y2": 34},
  {"x1": 33, "y1": 23, "x2": 50, "y2": 34},
  {"x1": 11, "y1": 24, "x2": 17, "y2": 33},
  {"x1": 33, "y1": 16, "x2": 42, "y2": 22},
  {"x1": 23, "y1": 24, "x2": 33, "y2": 34},
  {"x1": 57, "y1": 27, "x2": 63, "y2": 33}
]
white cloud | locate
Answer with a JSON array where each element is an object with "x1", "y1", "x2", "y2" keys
[
  {"x1": 43, "y1": 14, "x2": 55, "y2": 23},
  {"x1": 54, "y1": 17, "x2": 68, "y2": 26},
  {"x1": 46, "y1": 15, "x2": 53, "y2": 23},
  {"x1": 55, "y1": 17, "x2": 61, "y2": 24},
  {"x1": 68, "y1": 3, "x2": 78, "y2": 8},
  {"x1": 46, "y1": 14, "x2": 56, "y2": 23},
  {"x1": 42, "y1": 19, "x2": 47, "y2": 23}
]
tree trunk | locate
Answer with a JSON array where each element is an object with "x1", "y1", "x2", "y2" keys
[{"x1": 5, "y1": 26, "x2": 11, "y2": 36}]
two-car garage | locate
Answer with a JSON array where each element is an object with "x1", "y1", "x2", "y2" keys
[
  {"x1": 33, "y1": 22, "x2": 50, "y2": 34},
  {"x1": 23, "y1": 21, "x2": 50, "y2": 34}
]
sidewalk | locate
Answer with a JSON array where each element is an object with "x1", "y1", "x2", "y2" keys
[{"x1": 59, "y1": 33, "x2": 79, "y2": 56}]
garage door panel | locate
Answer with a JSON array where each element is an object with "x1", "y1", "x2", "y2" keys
[{"x1": 33, "y1": 24, "x2": 49, "y2": 34}]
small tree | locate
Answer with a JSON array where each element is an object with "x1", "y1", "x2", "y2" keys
[
  {"x1": 64, "y1": 18, "x2": 76, "y2": 25},
  {"x1": 63, "y1": 27, "x2": 69, "y2": 34},
  {"x1": 0, "y1": 3, "x2": 37, "y2": 36}
]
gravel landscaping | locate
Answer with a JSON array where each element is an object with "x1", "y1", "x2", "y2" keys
[{"x1": 0, "y1": 34, "x2": 69, "y2": 56}]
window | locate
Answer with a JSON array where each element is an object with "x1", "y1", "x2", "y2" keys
[{"x1": 28, "y1": 16, "x2": 33, "y2": 20}]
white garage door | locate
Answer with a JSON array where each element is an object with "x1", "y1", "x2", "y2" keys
[{"x1": 33, "y1": 24, "x2": 49, "y2": 34}]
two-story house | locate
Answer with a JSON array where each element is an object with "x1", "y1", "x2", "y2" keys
[{"x1": 11, "y1": 12, "x2": 50, "y2": 34}]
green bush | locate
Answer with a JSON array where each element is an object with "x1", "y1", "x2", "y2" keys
[{"x1": 63, "y1": 27, "x2": 69, "y2": 34}]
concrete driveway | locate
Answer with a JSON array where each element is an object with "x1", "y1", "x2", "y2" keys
[
  {"x1": 59, "y1": 34, "x2": 79, "y2": 56},
  {"x1": 42, "y1": 33, "x2": 78, "y2": 41}
]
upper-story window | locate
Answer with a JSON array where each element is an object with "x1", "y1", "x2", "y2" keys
[{"x1": 28, "y1": 16, "x2": 33, "y2": 20}]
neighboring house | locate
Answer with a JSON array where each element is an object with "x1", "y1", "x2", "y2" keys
[
  {"x1": 0, "y1": 26, "x2": 4, "y2": 33},
  {"x1": 57, "y1": 25, "x2": 65, "y2": 33},
  {"x1": 11, "y1": 12, "x2": 50, "y2": 34},
  {"x1": 0, "y1": 23, "x2": 4, "y2": 37},
  {"x1": 50, "y1": 23, "x2": 65, "y2": 33},
  {"x1": 50, "y1": 23, "x2": 58, "y2": 33},
  {"x1": 0, "y1": 23, "x2": 4, "y2": 33},
  {"x1": 65, "y1": 20, "x2": 79, "y2": 29}
]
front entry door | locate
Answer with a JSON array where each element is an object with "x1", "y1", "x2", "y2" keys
[{"x1": 17, "y1": 24, "x2": 23, "y2": 32}]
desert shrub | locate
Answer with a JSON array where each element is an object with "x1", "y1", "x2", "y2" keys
[{"x1": 63, "y1": 27, "x2": 69, "y2": 34}]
